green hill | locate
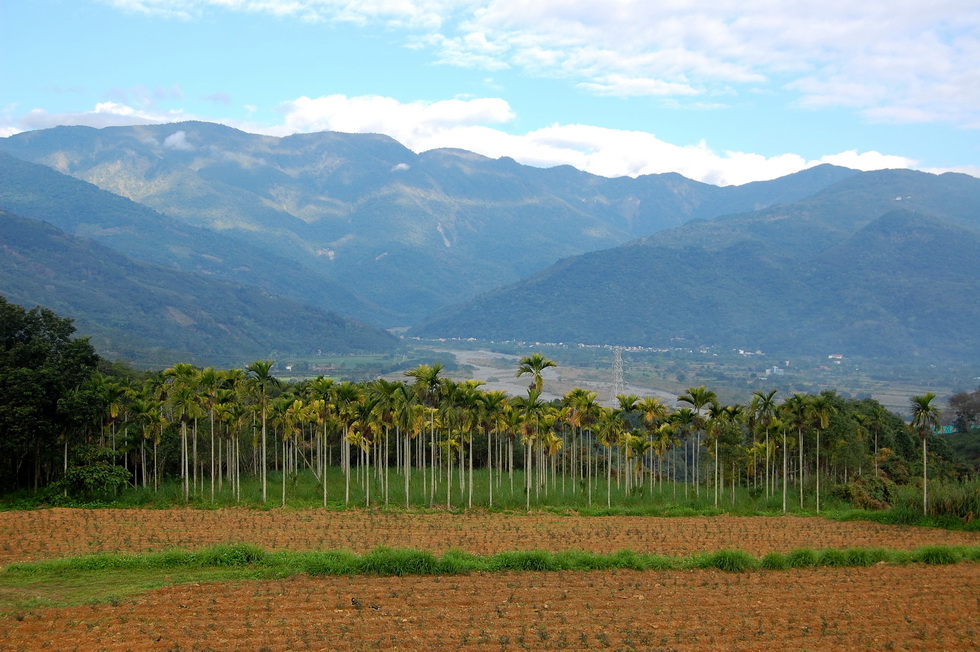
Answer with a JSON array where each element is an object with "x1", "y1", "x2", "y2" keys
[{"x1": 0, "y1": 209, "x2": 397, "y2": 367}]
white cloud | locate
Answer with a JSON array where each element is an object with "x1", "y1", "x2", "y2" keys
[
  {"x1": 818, "y1": 150, "x2": 915, "y2": 171},
  {"x1": 163, "y1": 130, "x2": 194, "y2": 150},
  {"x1": 577, "y1": 75, "x2": 700, "y2": 98},
  {"x1": 13, "y1": 102, "x2": 186, "y2": 130},
  {"x1": 270, "y1": 93, "x2": 916, "y2": 185},
  {"x1": 98, "y1": 1, "x2": 980, "y2": 127},
  {"x1": 275, "y1": 94, "x2": 515, "y2": 141},
  {"x1": 925, "y1": 164, "x2": 980, "y2": 178},
  {"x1": 103, "y1": 0, "x2": 464, "y2": 27}
]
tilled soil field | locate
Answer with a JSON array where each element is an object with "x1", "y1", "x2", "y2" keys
[
  {"x1": 2, "y1": 565, "x2": 978, "y2": 651},
  {"x1": 3, "y1": 508, "x2": 979, "y2": 566}
]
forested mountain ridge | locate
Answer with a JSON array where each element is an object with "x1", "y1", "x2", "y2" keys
[
  {"x1": 0, "y1": 209, "x2": 397, "y2": 367},
  {"x1": 0, "y1": 122, "x2": 859, "y2": 325},
  {"x1": 414, "y1": 169, "x2": 980, "y2": 365}
]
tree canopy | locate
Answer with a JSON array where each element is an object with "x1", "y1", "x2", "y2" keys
[{"x1": 0, "y1": 297, "x2": 100, "y2": 490}]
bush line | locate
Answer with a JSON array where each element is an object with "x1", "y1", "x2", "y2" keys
[{"x1": 5, "y1": 543, "x2": 980, "y2": 577}]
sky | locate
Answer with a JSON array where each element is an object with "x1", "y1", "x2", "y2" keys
[{"x1": 1, "y1": 0, "x2": 978, "y2": 186}]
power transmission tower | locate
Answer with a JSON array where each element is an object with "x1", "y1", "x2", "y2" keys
[{"x1": 611, "y1": 348, "x2": 626, "y2": 399}]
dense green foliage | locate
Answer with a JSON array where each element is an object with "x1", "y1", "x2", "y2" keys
[{"x1": 0, "y1": 298, "x2": 100, "y2": 491}]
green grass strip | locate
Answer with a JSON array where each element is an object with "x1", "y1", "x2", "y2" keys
[{"x1": 5, "y1": 543, "x2": 980, "y2": 578}]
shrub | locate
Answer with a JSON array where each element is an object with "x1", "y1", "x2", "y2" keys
[
  {"x1": 831, "y1": 475, "x2": 896, "y2": 510},
  {"x1": 51, "y1": 446, "x2": 130, "y2": 501}
]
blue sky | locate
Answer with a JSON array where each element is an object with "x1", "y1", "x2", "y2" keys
[{"x1": 2, "y1": 0, "x2": 978, "y2": 185}]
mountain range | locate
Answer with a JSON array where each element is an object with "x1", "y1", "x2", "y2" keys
[
  {"x1": 0, "y1": 122, "x2": 858, "y2": 325},
  {"x1": 1, "y1": 121, "x2": 978, "y2": 368}
]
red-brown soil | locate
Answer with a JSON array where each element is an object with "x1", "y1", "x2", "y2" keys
[
  {"x1": 2, "y1": 565, "x2": 977, "y2": 651},
  {"x1": 3, "y1": 508, "x2": 978, "y2": 566}
]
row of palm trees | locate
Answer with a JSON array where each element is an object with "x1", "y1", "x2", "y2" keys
[{"x1": 74, "y1": 354, "x2": 943, "y2": 513}]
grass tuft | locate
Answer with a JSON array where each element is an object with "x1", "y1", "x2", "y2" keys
[
  {"x1": 708, "y1": 549, "x2": 757, "y2": 572},
  {"x1": 912, "y1": 546, "x2": 960, "y2": 565},
  {"x1": 759, "y1": 552, "x2": 788, "y2": 570},
  {"x1": 785, "y1": 548, "x2": 819, "y2": 568}
]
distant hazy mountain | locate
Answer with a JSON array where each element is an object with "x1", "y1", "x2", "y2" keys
[
  {"x1": 0, "y1": 209, "x2": 397, "y2": 367},
  {"x1": 0, "y1": 122, "x2": 859, "y2": 325},
  {"x1": 413, "y1": 169, "x2": 980, "y2": 365}
]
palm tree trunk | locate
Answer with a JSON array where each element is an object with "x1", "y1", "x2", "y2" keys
[
  {"x1": 922, "y1": 438, "x2": 928, "y2": 516},
  {"x1": 816, "y1": 429, "x2": 821, "y2": 513},
  {"x1": 487, "y1": 429, "x2": 493, "y2": 507},
  {"x1": 261, "y1": 407, "x2": 268, "y2": 504},
  {"x1": 799, "y1": 427, "x2": 804, "y2": 510},
  {"x1": 765, "y1": 428, "x2": 770, "y2": 499},
  {"x1": 714, "y1": 438, "x2": 719, "y2": 508},
  {"x1": 404, "y1": 430, "x2": 411, "y2": 509},
  {"x1": 153, "y1": 437, "x2": 158, "y2": 492},
  {"x1": 210, "y1": 413, "x2": 215, "y2": 502},
  {"x1": 782, "y1": 431, "x2": 788, "y2": 513},
  {"x1": 182, "y1": 422, "x2": 189, "y2": 502},
  {"x1": 344, "y1": 426, "x2": 350, "y2": 506},
  {"x1": 525, "y1": 440, "x2": 531, "y2": 511},
  {"x1": 587, "y1": 432, "x2": 593, "y2": 506},
  {"x1": 430, "y1": 419, "x2": 436, "y2": 508},
  {"x1": 193, "y1": 419, "x2": 198, "y2": 497},
  {"x1": 607, "y1": 445, "x2": 612, "y2": 508}
]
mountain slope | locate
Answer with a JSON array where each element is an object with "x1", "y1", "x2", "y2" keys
[
  {"x1": 0, "y1": 150, "x2": 394, "y2": 325},
  {"x1": 0, "y1": 122, "x2": 859, "y2": 324},
  {"x1": 0, "y1": 210, "x2": 397, "y2": 366},
  {"x1": 413, "y1": 169, "x2": 980, "y2": 364}
]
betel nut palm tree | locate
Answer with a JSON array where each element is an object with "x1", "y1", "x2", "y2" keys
[
  {"x1": 806, "y1": 393, "x2": 837, "y2": 513},
  {"x1": 677, "y1": 385, "x2": 716, "y2": 497},
  {"x1": 516, "y1": 353, "x2": 556, "y2": 393},
  {"x1": 781, "y1": 393, "x2": 809, "y2": 511},
  {"x1": 910, "y1": 392, "x2": 941, "y2": 516},
  {"x1": 246, "y1": 360, "x2": 279, "y2": 504},
  {"x1": 751, "y1": 389, "x2": 778, "y2": 498}
]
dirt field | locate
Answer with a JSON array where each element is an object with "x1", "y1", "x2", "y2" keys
[
  {"x1": 1, "y1": 565, "x2": 977, "y2": 651},
  {"x1": 2, "y1": 509, "x2": 978, "y2": 650},
  {"x1": 3, "y1": 508, "x2": 979, "y2": 566}
]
